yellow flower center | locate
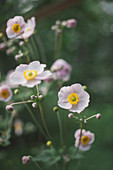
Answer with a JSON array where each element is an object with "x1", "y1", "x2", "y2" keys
[
  {"x1": 24, "y1": 70, "x2": 37, "y2": 80},
  {"x1": 81, "y1": 136, "x2": 90, "y2": 145},
  {"x1": 67, "y1": 93, "x2": 79, "y2": 105},
  {"x1": 12, "y1": 24, "x2": 21, "y2": 33},
  {"x1": 0, "y1": 90, "x2": 10, "y2": 99}
]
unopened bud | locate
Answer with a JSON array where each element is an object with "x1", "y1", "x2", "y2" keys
[
  {"x1": 68, "y1": 113, "x2": 74, "y2": 119},
  {"x1": 83, "y1": 85, "x2": 87, "y2": 91},
  {"x1": 32, "y1": 102, "x2": 38, "y2": 108},
  {"x1": 30, "y1": 95, "x2": 36, "y2": 100},
  {"x1": 38, "y1": 95, "x2": 44, "y2": 100},
  {"x1": 6, "y1": 105, "x2": 14, "y2": 112},
  {"x1": 46, "y1": 141, "x2": 52, "y2": 147},
  {"x1": 53, "y1": 106, "x2": 58, "y2": 112},
  {"x1": 0, "y1": 33, "x2": 3, "y2": 38},
  {"x1": 14, "y1": 89, "x2": 19, "y2": 94},
  {"x1": 96, "y1": 113, "x2": 101, "y2": 119},
  {"x1": 22, "y1": 156, "x2": 30, "y2": 164}
]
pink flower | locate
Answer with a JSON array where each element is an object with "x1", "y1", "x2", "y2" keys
[
  {"x1": 58, "y1": 83, "x2": 90, "y2": 113},
  {"x1": 10, "y1": 61, "x2": 52, "y2": 88},
  {"x1": 6, "y1": 16, "x2": 26, "y2": 39},
  {"x1": 0, "y1": 85, "x2": 12, "y2": 102},
  {"x1": 67, "y1": 19, "x2": 77, "y2": 28},
  {"x1": 51, "y1": 59, "x2": 72, "y2": 81},
  {"x1": 74, "y1": 129, "x2": 95, "y2": 151}
]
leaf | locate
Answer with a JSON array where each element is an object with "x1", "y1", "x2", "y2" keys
[{"x1": 68, "y1": 146, "x2": 84, "y2": 160}]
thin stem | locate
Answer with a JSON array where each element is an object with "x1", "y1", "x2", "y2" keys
[
  {"x1": 36, "y1": 85, "x2": 39, "y2": 96},
  {"x1": 33, "y1": 161, "x2": 42, "y2": 170},
  {"x1": 56, "y1": 111, "x2": 63, "y2": 146},
  {"x1": 38, "y1": 102, "x2": 52, "y2": 140},
  {"x1": 11, "y1": 100, "x2": 32, "y2": 106},
  {"x1": 85, "y1": 115, "x2": 96, "y2": 121}
]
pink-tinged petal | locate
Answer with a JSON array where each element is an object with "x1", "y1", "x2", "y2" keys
[
  {"x1": 7, "y1": 18, "x2": 15, "y2": 27},
  {"x1": 58, "y1": 100, "x2": 72, "y2": 109},
  {"x1": 6, "y1": 27, "x2": 17, "y2": 38},
  {"x1": 58, "y1": 86, "x2": 72, "y2": 102},
  {"x1": 15, "y1": 64, "x2": 28, "y2": 73},
  {"x1": 84, "y1": 131, "x2": 95, "y2": 144},
  {"x1": 36, "y1": 71, "x2": 52, "y2": 80},
  {"x1": 74, "y1": 129, "x2": 86, "y2": 139},
  {"x1": 71, "y1": 83, "x2": 84, "y2": 95},
  {"x1": 22, "y1": 79, "x2": 41, "y2": 88},
  {"x1": 0, "y1": 85, "x2": 13, "y2": 102},
  {"x1": 79, "y1": 144, "x2": 91, "y2": 151},
  {"x1": 29, "y1": 61, "x2": 46, "y2": 74},
  {"x1": 27, "y1": 17, "x2": 36, "y2": 28},
  {"x1": 79, "y1": 91, "x2": 90, "y2": 101},
  {"x1": 10, "y1": 72, "x2": 26, "y2": 85},
  {"x1": 13, "y1": 16, "x2": 25, "y2": 25}
]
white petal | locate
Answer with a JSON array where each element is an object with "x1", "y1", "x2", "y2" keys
[
  {"x1": 71, "y1": 83, "x2": 84, "y2": 95},
  {"x1": 79, "y1": 91, "x2": 90, "y2": 101},
  {"x1": 74, "y1": 129, "x2": 86, "y2": 139},
  {"x1": 6, "y1": 27, "x2": 17, "y2": 38},
  {"x1": 29, "y1": 61, "x2": 46, "y2": 74},
  {"x1": 58, "y1": 86, "x2": 72, "y2": 102},
  {"x1": 10, "y1": 71, "x2": 26, "y2": 85},
  {"x1": 84, "y1": 131, "x2": 95, "y2": 144},
  {"x1": 36, "y1": 71, "x2": 52, "y2": 80},
  {"x1": 79, "y1": 144, "x2": 91, "y2": 151},
  {"x1": 15, "y1": 64, "x2": 28, "y2": 73},
  {"x1": 22, "y1": 79, "x2": 41, "y2": 88},
  {"x1": 58, "y1": 100, "x2": 72, "y2": 109}
]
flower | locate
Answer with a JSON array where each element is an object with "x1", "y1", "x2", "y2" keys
[
  {"x1": 51, "y1": 59, "x2": 72, "y2": 81},
  {"x1": 18, "y1": 17, "x2": 36, "y2": 39},
  {"x1": 6, "y1": 16, "x2": 26, "y2": 39},
  {"x1": 15, "y1": 52, "x2": 23, "y2": 60},
  {"x1": 6, "y1": 105, "x2": 14, "y2": 112},
  {"x1": 67, "y1": 19, "x2": 77, "y2": 28},
  {"x1": 74, "y1": 129, "x2": 95, "y2": 151},
  {"x1": 22, "y1": 156, "x2": 30, "y2": 164},
  {"x1": 0, "y1": 85, "x2": 12, "y2": 102},
  {"x1": 58, "y1": 83, "x2": 90, "y2": 113},
  {"x1": 10, "y1": 61, "x2": 52, "y2": 88}
]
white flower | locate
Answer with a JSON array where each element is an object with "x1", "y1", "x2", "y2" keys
[
  {"x1": 18, "y1": 17, "x2": 36, "y2": 39},
  {"x1": 6, "y1": 16, "x2": 26, "y2": 39},
  {"x1": 74, "y1": 129, "x2": 95, "y2": 151},
  {"x1": 10, "y1": 61, "x2": 52, "y2": 88},
  {"x1": 0, "y1": 85, "x2": 12, "y2": 102},
  {"x1": 58, "y1": 83, "x2": 90, "y2": 113},
  {"x1": 51, "y1": 59, "x2": 72, "y2": 81}
]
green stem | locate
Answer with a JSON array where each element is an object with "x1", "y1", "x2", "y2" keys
[
  {"x1": 38, "y1": 102, "x2": 52, "y2": 140},
  {"x1": 56, "y1": 111, "x2": 63, "y2": 146},
  {"x1": 33, "y1": 161, "x2": 42, "y2": 170},
  {"x1": 30, "y1": 36, "x2": 39, "y2": 60}
]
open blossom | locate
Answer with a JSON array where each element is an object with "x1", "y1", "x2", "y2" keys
[
  {"x1": 18, "y1": 17, "x2": 36, "y2": 39},
  {"x1": 6, "y1": 16, "x2": 26, "y2": 39},
  {"x1": 58, "y1": 83, "x2": 90, "y2": 113},
  {"x1": 74, "y1": 129, "x2": 95, "y2": 151},
  {"x1": 51, "y1": 59, "x2": 72, "y2": 81},
  {"x1": 0, "y1": 85, "x2": 12, "y2": 102},
  {"x1": 10, "y1": 61, "x2": 52, "y2": 88}
]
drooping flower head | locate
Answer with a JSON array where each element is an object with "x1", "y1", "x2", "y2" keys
[
  {"x1": 58, "y1": 83, "x2": 90, "y2": 113},
  {"x1": 6, "y1": 16, "x2": 26, "y2": 39},
  {"x1": 10, "y1": 61, "x2": 52, "y2": 88},
  {"x1": 0, "y1": 85, "x2": 12, "y2": 102},
  {"x1": 74, "y1": 129, "x2": 95, "y2": 151},
  {"x1": 51, "y1": 59, "x2": 72, "y2": 81},
  {"x1": 18, "y1": 17, "x2": 36, "y2": 39}
]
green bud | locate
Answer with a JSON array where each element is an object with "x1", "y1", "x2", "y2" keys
[{"x1": 53, "y1": 106, "x2": 58, "y2": 112}]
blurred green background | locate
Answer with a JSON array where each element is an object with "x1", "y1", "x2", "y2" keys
[{"x1": 0, "y1": 0, "x2": 113, "y2": 169}]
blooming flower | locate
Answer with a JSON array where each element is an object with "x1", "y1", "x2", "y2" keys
[
  {"x1": 0, "y1": 85, "x2": 12, "y2": 102},
  {"x1": 74, "y1": 129, "x2": 95, "y2": 151},
  {"x1": 51, "y1": 59, "x2": 72, "y2": 81},
  {"x1": 17, "y1": 17, "x2": 36, "y2": 39},
  {"x1": 67, "y1": 19, "x2": 77, "y2": 28},
  {"x1": 58, "y1": 83, "x2": 90, "y2": 113},
  {"x1": 10, "y1": 61, "x2": 52, "y2": 88},
  {"x1": 6, "y1": 16, "x2": 26, "y2": 39}
]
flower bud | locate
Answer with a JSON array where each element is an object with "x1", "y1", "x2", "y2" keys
[
  {"x1": 19, "y1": 41, "x2": 24, "y2": 46},
  {"x1": 6, "y1": 105, "x2": 14, "y2": 112},
  {"x1": 83, "y1": 85, "x2": 87, "y2": 91},
  {"x1": 68, "y1": 113, "x2": 74, "y2": 119},
  {"x1": 14, "y1": 89, "x2": 19, "y2": 94},
  {"x1": 55, "y1": 20, "x2": 61, "y2": 25},
  {"x1": 96, "y1": 113, "x2": 101, "y2": 119},
  {"x1": 30, "y1": 95, "x2": 36, "y2": 100},
  {"x1": 22, "y1": 156, "x2": 30, "y2": 164},
  {"x1": 32, "y1": 102, "x2": 38, "y2": 108},
  {"x1": 53, "y1": 106, "x2": 58, "y2": 112},
  {"x1": 67, "y1": 19, "x2": 77, "y2": 28},
  {"x1": 38, "y1": 95, "x2": 44, "y2": 100},
  {"x1": 46, "y1": 141, "x2": 52, "y2": 147},
  {"x1": 0, "y1": 33, "x2": 3, "y2": 38}
]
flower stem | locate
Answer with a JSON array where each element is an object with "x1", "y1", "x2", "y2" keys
[
  {"x1": 33, "y1": 161, "x2": 42, "y2": 170},
  {"x1": 38, "y1": 102, "x2": 52, "y2": 140},
  {"x1": 56, "y1": 111, "x2": 63, "y2": 146},
  {"x1": 11, "y1": 100, "x2": 32, "y2": 106}
]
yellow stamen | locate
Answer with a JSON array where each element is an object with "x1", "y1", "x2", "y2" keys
[
  {"x1": 67, "y1": 93, "x2": 79, "y2": 105},
  {"x1": 24, "y1": 70, "x2": 37, "y2": 80},
  {"x1": 26, "y1": 28, "x2": 31, "y2": 32},
  {"x1": 0, "y1": 90, "x2": 10, "y2": 99},
  {"x1": 81, "y1": 136, "x2": 90, "y2": 145},
  {"x1": 12, "y1": 24, "x2": 21, "y2": 33}
]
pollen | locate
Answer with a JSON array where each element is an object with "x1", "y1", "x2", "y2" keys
[
  {"x1": 67, "y1": 93, "x2": 79, "y2": 105},
  {"x1": 12, "y1": 24, "x2": 21, "y2": 33},
  {"x1": 81, "y1": 136, "x2": 90, "y2": 145},
  {"x1": 0, "y1": 89, "x2": 10, "y2": 99},
  {"x1": 24, "y1": 70, "x2": 37, "y2": 80}
]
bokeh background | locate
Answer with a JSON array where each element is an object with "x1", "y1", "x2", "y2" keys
[{"x1": 0, "y1": 0, "x2": 113, "y2": 169}]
